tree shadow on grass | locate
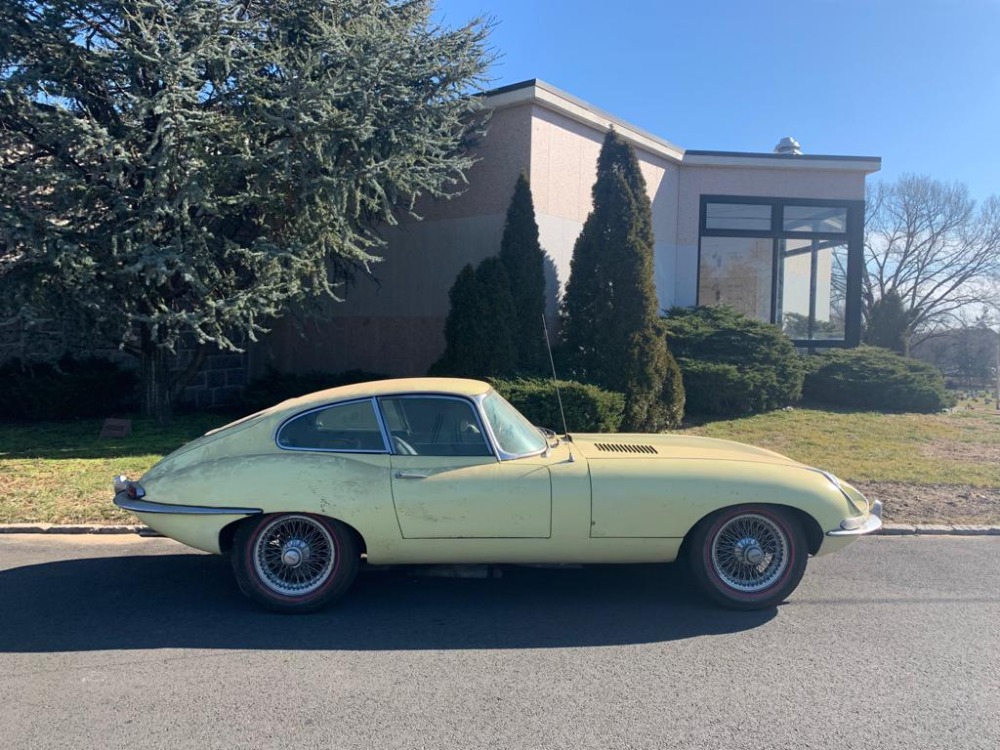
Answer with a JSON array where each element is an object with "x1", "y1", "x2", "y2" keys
[
  {"x1": 0, "y1": 412, "x2": 234, "y2": 460},
  {"x1": 0, "y1": 553, "x2": 775, "y2": 653}
]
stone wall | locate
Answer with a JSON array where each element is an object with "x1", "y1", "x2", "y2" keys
[
  {"x1": 179, "y1": 349, "x2": 249, "y2": 409},
  {"x1": 0, "y1": 317, "x2": 250, "y2": 409}
]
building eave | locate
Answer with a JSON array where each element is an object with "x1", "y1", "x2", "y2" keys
[
  {"x1": 481, "y1": 80, "x2": 881, "y2": 174},
  {"x1": 683, "y1": 150, "x2": 882, "y2": 173},
  {"x1": 482, "y1": 79, "x2": 686, "y2": 163}
]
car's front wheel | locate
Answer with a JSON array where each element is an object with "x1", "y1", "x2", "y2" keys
[
  {"x1": 232, "y1": 513, "x2": 359, "y2": 613},
  {"x1": 688, "y1": 505, "x2": 807, "y2": 610}
]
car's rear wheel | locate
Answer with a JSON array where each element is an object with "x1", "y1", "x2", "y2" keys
[
  {"x1": 232, "y1": 513, "x2": 359, "y2": 613},
  {"x1": 688, "y1": 505, "x2": 807, "y2": 610}
]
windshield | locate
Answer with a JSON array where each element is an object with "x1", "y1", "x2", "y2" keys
[{"x1": 481, "y1": 391, "x2": 547, "y2": 458}]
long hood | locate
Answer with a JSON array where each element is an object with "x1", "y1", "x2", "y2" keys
[{"x1": 568, "y1": 433, "x2": 804, "y2": 468}]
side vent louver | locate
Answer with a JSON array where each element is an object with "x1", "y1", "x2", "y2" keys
[{"x1": 594, "y1": 443, "x2": 658, "y2": 455}]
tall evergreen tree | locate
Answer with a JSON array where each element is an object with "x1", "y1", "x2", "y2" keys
[
  {"x1": 430, "y1": 258, "x2": 517, "y2": 378},
  {"x1": 561, "y1": 130, "x2": 683, "y2": 430},
  {"x1": 0, "y1": 0, "x2": 492, "y2": 420},
  {"x1": 864, "y1": 289, "x2": 913, "y2": 354},
  {"x1": 498, "y1": 173, "x2": 547, "y2": 373}
]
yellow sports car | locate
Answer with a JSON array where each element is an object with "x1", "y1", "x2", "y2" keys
[{"x1": 113, "y1": 377, "x2": 881, "y2": 612}]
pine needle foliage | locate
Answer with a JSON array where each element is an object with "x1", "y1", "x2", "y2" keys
[
  {"x1": 864, "y1": 290, "x2": 912, "y2": 354},
  {"x1": 498, "y1": 173, "x2": 548, "y2": 374},
  {"x1": 431, "y1": 174, "x2": 548, "y2": 379},
  {"x1": 561, "y1": 130, "x2": 683, "y2": 430},
  {"x1": 0, "y1": 0, "x2": 493, "y2": 419},
  {"x1": 430, "y1": 259, "x2": 518, "y2": 378}
]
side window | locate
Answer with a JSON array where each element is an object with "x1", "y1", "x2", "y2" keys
[
  {"x1": 379, "y1": 397, "x2": 492, "y2": 457},
  {"x1": 277, "y1": 400, "x2": 386, "y2": 452}
]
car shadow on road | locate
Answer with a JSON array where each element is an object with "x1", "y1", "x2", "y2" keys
[{"x1": 0, "y1": 553, "x2": 776, "y2": 653}]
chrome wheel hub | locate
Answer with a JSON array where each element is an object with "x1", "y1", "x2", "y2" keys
[
  {"x1": 710, "y1": 513, "x2": 789, "y2": 594},
  {"x1": 253, "y1": 515, "x2": 336, "y2": 596},
  {"x1": 280, "y1": 539, "x2": 309, "y2": 568},
  {"x1": 733, "y1": 537, "x2": 765, "y2": 566}
]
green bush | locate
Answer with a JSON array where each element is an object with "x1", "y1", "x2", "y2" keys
[
  {"x1": 490, "y1": 378, "x2": 624, "y2": 433},
  {"x1": 662, "y1": 306, "x2": 803, "y2": 415},
  {"x1": 242, "y1": 368, "x2": 387, "y2": 412},
  {"x1": 0, "y1": 355, "x2": 138, "y2": 420},
  {"x1": 429, "y1": 259, "x2": 518, "y2": 378},
  {"x1": 803, "y1": 346, "x2": 956, "y2": 412}
]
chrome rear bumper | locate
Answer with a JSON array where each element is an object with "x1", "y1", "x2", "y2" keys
[{"x1": 113, "y1": 491, "x2": 261, "y2": 516}]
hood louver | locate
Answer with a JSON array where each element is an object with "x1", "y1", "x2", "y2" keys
[{"x1": 593, "y1": 443, "x2": 658, "y2": 455}]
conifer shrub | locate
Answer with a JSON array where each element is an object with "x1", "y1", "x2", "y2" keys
[
  {"x1": 662, "y1": 306, "x2": 803, "y2": 415},
  {"x1": 0, "y1": 355, "x2": 137, "y2": 420},
  {"x1": 803, "y1": 346, "x2": 955, "y2": 412},
  {"x1": 429, "y1": 258, "x2": 518, "y2": 378},
  {"x1": 490, "y1": 378, "x2": 624, "y2": 433},
  {"x1": 499, "y1": 174, "x2": 548, "y2": 374},
  {"x1": 864, "y1": 290, "x2": 912, "y2": 354},
  {"x1": 560, "y1": 130, "x2": 684, "y2": 429}
]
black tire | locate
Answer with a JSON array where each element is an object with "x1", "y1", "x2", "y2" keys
[
  {"x1": 232, "y1": 513, "x2": 359, "y2": 614},
  {"x1": 688, "y1": 505, "x2": 807, "y2": 610}
]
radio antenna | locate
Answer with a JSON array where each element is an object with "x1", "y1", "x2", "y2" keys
[{"x1": 541, "y1": 314, "x2": 570, "y2": 439}]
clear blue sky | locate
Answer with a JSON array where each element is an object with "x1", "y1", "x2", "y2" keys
[{"x1": 433, "y1": 0, "x2": 1000, "y2": 200}]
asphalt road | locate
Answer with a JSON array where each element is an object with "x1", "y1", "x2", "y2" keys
[{"x1": 0, "y1": 534, "x2": 997, "y2": 750}]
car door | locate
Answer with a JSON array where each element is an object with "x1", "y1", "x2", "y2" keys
[{"x1": 380, "y1": 395, "x2": 552, "y2": 539}]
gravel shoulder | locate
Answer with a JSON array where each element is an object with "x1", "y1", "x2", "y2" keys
[{"x1": 855, "y1": 481, "x2": 1000, "y2": 525}]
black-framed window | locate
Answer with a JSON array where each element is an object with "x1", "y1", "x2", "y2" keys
[{"x1": 698, "y1": 196, "x2": 864, "y2": 346}]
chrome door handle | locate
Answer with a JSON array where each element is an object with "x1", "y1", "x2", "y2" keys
[{"x1": 394, "y1": 471, "x2": 429, "y2": 480}]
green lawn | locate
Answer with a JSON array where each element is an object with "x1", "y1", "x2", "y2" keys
[
  {"x1": 682, "y1": 407, "x2": 1000, "y2": 487},
  {"x1": 1, "y1": 406, "x2": 998, "y2": 525},
  {"x1": 0, "y1": 414, "x2": 229, "y2": 524}
]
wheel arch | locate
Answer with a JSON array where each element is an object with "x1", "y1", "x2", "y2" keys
[
  {"x1": 679, "y1": 502, "x2": 824, "y2": 559},
  {"x1": 219, "y1": 513, "x2": 368, "y2": 558}
]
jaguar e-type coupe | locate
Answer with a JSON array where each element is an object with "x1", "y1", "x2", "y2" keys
[{"x1": 114, "y1": 377, "x2": 881, "y2": 612}]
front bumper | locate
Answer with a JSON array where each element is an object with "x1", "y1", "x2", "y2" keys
[
  {"x1": 113, "y1": 491, "x2": 261, "y2": 517},
  {"x1": 826, "y1": 500, "x2": 883, "y2": 537}
]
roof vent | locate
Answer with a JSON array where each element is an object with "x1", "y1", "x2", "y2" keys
[
  {"x1": 594, "y1": 443, "x2": 658, "y2": 455},
  {"x1": 774, "y1": 136, "x2": 802, "y2": 155}
]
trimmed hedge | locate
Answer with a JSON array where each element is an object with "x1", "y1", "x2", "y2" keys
[
  {"x1": 490, "y1": 378, "x2": 624, "y2": 433},
  {"x1": 662, "y1": 306, "x2": 804, "y2": 415},
  {"x1": 242, "y1": 368, "x2": 387, "y2": 412},
  {"x1": 0, "y1": 355, "x2": 138, "y2": 420},
  {"x1": 803, "y1": 346, "x2": 956, "y2": 412}
]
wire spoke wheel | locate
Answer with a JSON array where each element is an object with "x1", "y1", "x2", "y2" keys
[
  {"x1": 689, "y1": 505, "x2": 807, "y2": 610},
  {"x1": 252, "y1": 515, "x2": 336, "y2": 597},
  {"x1": 709, "y1": 512, "x2": 790, "y2": 594},
  {"x1": 711, "y1": 513, "x2": 790, "y2": 594}
]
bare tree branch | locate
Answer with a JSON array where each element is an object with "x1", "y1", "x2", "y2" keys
[{"x1": 864, "y1": 175, "x2": 1000, "y2": 346}]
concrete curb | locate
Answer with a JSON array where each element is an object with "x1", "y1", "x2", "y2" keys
[
  {"x1": 0, "y1": 523, "x2": 158, "y2": 536},
  {"x1": 0, "y1": 523, "x2": 998, "y2": 537}
]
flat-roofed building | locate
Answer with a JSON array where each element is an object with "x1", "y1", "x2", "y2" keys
[{"x1": 252, "y1": 79, "x2": 880, "y2": 378}]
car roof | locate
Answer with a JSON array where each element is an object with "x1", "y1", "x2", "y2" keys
[{"x1": 270, "y1": 377, "x2": 493, "y2": 414}]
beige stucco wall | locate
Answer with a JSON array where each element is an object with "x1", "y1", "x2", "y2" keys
[
  {"x1": 251, "y1": 86, "x2": 875, "y2": 379},
  {"x1": 527, "y1": 103, "x2": 682, "y2": 311}
]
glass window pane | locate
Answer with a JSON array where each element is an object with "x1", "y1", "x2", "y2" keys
[
  {"x1": 698, "y1": 236, "x2": 774, "y2": 321},
  {"x1": 783, "y1": 205, "x2": 847, "y2": 233},
  {"x1": 482, "y1": 391, "x2": 546, "y2": 457},
  {"x1": 705, "y1": 202, "x2": 772, "y2": 231},
  {"x1": 779, "y1": 240, "x2": 847, "y2": 341},
  {"x1": 379, "y1": 397, "x2": 491, "y2": 457},
  {"x1": 278, "y1": 400, "x2": 385, "y2": 451}
]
